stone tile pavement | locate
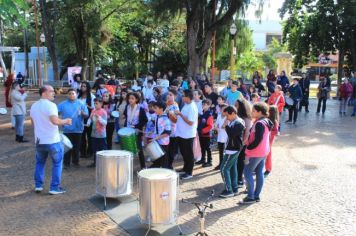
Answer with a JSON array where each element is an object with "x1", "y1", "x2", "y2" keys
[{"x1": 0, "y1": 89, "x2": 356, "y2": 235}]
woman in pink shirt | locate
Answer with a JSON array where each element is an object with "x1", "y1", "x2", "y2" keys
[{"x1": 240, "y1": 102, "x2": 273, "y2": 204}]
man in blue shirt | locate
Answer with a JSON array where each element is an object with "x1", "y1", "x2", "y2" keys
[
  {"x1": 226, "y1": 81, "x2": 242, "y2": 105},
  {"x1": 277, "y1": 71, "x2": 290, "y2": 93},
  {"x1": 58, "y1": 89, "x2": 88, "y2": 168}
]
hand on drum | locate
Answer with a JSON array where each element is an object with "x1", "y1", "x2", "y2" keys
[{"x1": 64, "y1": 118, "x2": 72, "y2": 125}]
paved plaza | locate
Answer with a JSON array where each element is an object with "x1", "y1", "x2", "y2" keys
[{"x1": 0, "y1": 89, "x2": 355, "y2": 236}]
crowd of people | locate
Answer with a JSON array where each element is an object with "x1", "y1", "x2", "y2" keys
[{"x1": 3, "y1": 69, "x2": 356, "y2": 202}]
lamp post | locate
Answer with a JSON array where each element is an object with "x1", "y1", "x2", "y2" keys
[
  {"x1": 40, "y1": 33, "x2": 47, "y2": 81},
  {"x1": 229, "y1": 23, "x2": 237, "y2": 80},
  {"x1": 32, "y1": 0, "x2": 41, "y2": 86}
]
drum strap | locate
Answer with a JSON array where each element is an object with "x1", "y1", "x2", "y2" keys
[
  {"x1": 274, "y1": 95, "x2": 282, "y2": 106},
  {"x1": 127, "y1": 104, "x2": 138, "y2": 125}
]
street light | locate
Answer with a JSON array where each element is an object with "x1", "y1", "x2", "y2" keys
[
  {"x1": 40, "y1": 33, "x2": 47, "y2": 81},
  {"x1": 229, "y1": 23, "x2": 237, "y2": 80}
]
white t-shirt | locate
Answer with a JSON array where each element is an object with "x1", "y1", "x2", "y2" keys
[
  {"x1": 216, "y1": 114, "x2": 228, "y2": 143},
  {"x1": 30, "y1": 99, "x2": 61, "y2": 144},
  {"x1": 175, "y1": 101, "x2": 198, "y2": 139}
]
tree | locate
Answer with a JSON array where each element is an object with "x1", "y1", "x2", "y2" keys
[
  {"x1": 280, "y1": 0, "x2": 356, "y2": 81},
  {"x1": 149, "y1": 0, "x2": 260, "y2": 78}
]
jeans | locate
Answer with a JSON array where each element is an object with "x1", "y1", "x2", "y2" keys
[
  {"x1": 63, "y1": 133, "x2": 81, "y2": 166},
  {"x1": 244, "y1": 157, "x2": 265, "y2": 199},
  {"x1": 177, "y1": 137, "x2": 195, "y2": 175},
  {"x1": 339, "y1": 97, "x2": 350, "y2": 113},
  {"x1": 317, "y1": 98, "x2": 327, "y2": 113},
  {"x1": 34, "y1": 142, "x2": 64, "y2": 191},
  {"x1": 199, "y1": 136, "x2": 212, "y2": 163},
  {"x1": 168, "y1": 137, "x2": 179, "y2": 169},
  {"x1": 220, "y1": 152, "x2": 239, "y2": 192},
  {"x1": 106, "y1": 122, "x2": 115, "y2": 150},
  {"x1": 353, "y1": 98, "x2": 356, "y2": 115},
  {"x1": 14, "y1": 114, "x2": 25, "y2": 136},
  {"x1": 91, "y1": 137, "x2": 107, "y2": 164}
]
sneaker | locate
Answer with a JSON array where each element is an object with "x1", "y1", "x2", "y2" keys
[
  {"x1": 277, "y1": 131, "x2": 281, "y2": 136},
  {"x1": 232, "y1": 189, "x2": 238, "y2": 196},
  {"x1": 214, "y1": 165, "x2": 221, "y2": 170},
  {"x1": 175, "y1": 169, "x2": 185, "y2": 174},
  {"x1": 195, "y1": 160, "x2": 205, "y2": 165},
  {"x1": 49, "y1": 187, "x2": 66, "y2": 195},
  {"x1": 255, "y1": 197, "x2": 260, "y2": 202},
  {"x1": 180, "y1": 173, "x2": 193, "y2": 180},
  {"x1": 219, "y1": 190, "x2": 234, "y2": 198},
  {"x1": 239, "y1": 197, "x2": 256, "y2": 204},
  {"x1": 202, "y1": 162, "x2": 212, "y2": 168},
  {"x1": 306, "y1": 110, "x2": 309, "y2": 113},
  {"x1": 237, "y1": 181, "x2": 244, "y2": 188},
  {"x1": 87, "y1": 163, "x2": 96, "y2": 168},
  {"x1": 293, "y1": 121, "x2": 296, "y2": 124},
  {"x1": 285, "y1": 120, "x2": 292, "y2": 123},
  {"x1": 352, "y1": 114, "x2": 356, "y2": 117},
  {"x1": 264, "y1": 171, "x2": 270, "y2": 178},
  {"x1": 35, "y1": 187, "x2": 43, "y2": 193}
]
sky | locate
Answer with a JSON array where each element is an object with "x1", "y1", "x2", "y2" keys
[{"x1": 245, "y1": 0, "x2": 285, "y2": 21}]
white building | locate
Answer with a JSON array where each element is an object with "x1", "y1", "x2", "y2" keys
[{"x1": 248, "y1": 20, "x2": 283, "y2": 51}]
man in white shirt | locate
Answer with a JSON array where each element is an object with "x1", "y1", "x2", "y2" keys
[
  {"x1": 142, "y1": 79, "x2": 155, "y2": 102},
  {"x1": 175, "y1": 89, "x2": 198, "y2": 180},
  {"x1": 30, "y1": 85, "x2": 72, "y2": 195}
]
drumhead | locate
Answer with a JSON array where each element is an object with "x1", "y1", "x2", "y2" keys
[
  {"x1": 118, "y1": 127, "x2": 136, "y2": 136},
  {"x1": 138, "y1": 168, "x2": 177, "y2": 180},
  {"x1": 60, "y1": 134, "x2": 73, "y2": 149},
  {"x1": 96, "y1": 150, "x2": 132, "y2": 158},
  {"x1": 285, "y1": 97, "x2": 294, "y2": 105},
  {"x1": 111, "y1": 111, "x2": 120, "y2": 118},
  {"x1": 0, "y1": 108, "x2": 7, "y2": 115}
]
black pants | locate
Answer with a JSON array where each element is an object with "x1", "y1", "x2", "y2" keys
[
  {"x1": 168, "y1": 137, "x2": 178, "y2": 169},
  {"x1": 150, "y1": 145, "x2": 169, "y2": 168},
  {"x1": 136, "y1": 133, "x2": 146, "y2": 169},
  {"x1": 91, "y1": 137, "x2": 107, "y2": 164},
  {"x1": 177, "y1": 137, "x2": 194, "y2": 175},
  {"x1": 217, "y1": 142, "x2": 225, "y2": 167},
  {"x1": 237, "y1": 146, "x2": 246, "y2": 183},
  {"x1": 106, "y1": 122, "x2": 115, "y2": 150},
  {"x1": 317, "y1": 98, "x2": 327, "y2": 113},
  {"x1": 64, "y1": 133, "x2": 81, "y2": 166},
  {"x1": 80, "y1": 125, "x2": 92, "y2": 157},
  {"x1": 299, "y1": 98, "x2": 309, "y2": 111},
  {"x1": 199, "y1": 136, "x2": 212, "y2": 164},
  {"x1": 288, "y1": 102, "x2": 299, "y2": 122}
]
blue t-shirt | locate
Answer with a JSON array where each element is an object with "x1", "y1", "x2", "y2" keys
[
  {"x1": 58, "y1": 99, "x2": 88, "y2": 133},
  {"x1": 226, "y1": 90, "x2": 242, "y2": 105}
]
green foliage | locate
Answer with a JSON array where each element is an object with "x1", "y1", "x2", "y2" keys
[{"x1": 0, "y1": 0, "x2": 29, "y2": 27}]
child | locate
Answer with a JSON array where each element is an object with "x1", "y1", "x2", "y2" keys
[
  {"x1": 124, "y1": 92, "x2": 148, "y2": 169},
  {"x1": 193, "y1": 89, "x2": 204, "y2": 115},
  {"x1": 268, "y1": 85, "x2": 285, "y2": 133},
  {"x1": 241, "y1": 102, "x2": 273, "y2": 204},
  {"x1": 196, "y1": 99, "x2": 214, "y2": 167},
  {"x1": 265, "y1": 105, "x2": 279, "y2": 177},
  {"x1": 150, "y1": 101, "x2": 171, "y2": 168},
  {"x1": 215, "y1": 95, "x2": 226, "y2": 116},
  {"x1": 250, "y1": 93, "x2": 260, "y2": 104},
  {"x1": 219, "y1": 106, "x2": 245, "y2": 198},
  {"x1": 165, "y1": 89, "x2": 180, "y2": 169},
  {"x1": 226, "y1": 81, "x2": 242, "y2": 105},
  {"x1": 214, "y1": 104, "x2": 228, "y2": 170},
  {"x1": 145, "y1": 101, "x2": 157, "y2": 145},
  {"x1": 87, "y1": 98, "x2": 107, "y2": 167},
  {"x1": 96, "y1": 81, "x2": 108, "y2": 98}
]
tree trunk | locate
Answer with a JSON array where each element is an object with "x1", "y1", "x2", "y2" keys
[
  {"x1": 350, "y1": 29, "x2": 356, "y2": 71},
  {"x1": 186, "y1": 4, "x2": 201, "y2": 78},
  {"x1": 39, "y1": 0, "x2": 60, "y2": 81}
]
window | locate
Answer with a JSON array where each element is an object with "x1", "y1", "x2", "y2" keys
[{"x1": 266, "y1": 34, "x2": 282, "y2": 45}]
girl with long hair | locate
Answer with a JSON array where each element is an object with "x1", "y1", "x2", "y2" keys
[
  {"x1": 102, "y1": 92, "x2": 116, "y2": 150},
  {"x1": 265, "y1": 105, "x2": 279, "y2": 177}
]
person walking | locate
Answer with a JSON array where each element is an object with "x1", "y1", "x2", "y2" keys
[
  {"x1": 11, "y1": 81, "x2": 29, "y2": 142},
  {"x1": 338, "y1": 78, "x2": 353, "y2": 115},
  {"x1": 286, "y1": 78, "x2": 302, "y2": 124},
  {"x1": 30, "y1": 85, "x2": 72, "y2": 194},
  {"x1": 299, "y1": 73, "x2": 310, "y2": 112},
  {"x1": 58, "y1": 89, "x2": 88, "y2": 168}
]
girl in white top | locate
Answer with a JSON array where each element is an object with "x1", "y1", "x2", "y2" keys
[
  {"x1": 214, "y1": 104, "x2": 228, "y2": 169},
  {"x1": 193, "y1": 89, "x2": 204, "y2": 115}
]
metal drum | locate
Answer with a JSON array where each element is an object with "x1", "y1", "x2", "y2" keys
[
  {"x1": 60, "y1": 134, "x2": 73, "y2": 154},
  {"x1": 96, "y1": 150, "x2": 133, "y2": 198},
  {"x1": 145, "y1": 140, "x2": 165, "y2": 161},
  {"x1": 138, "y1": 168, "x2": 178, "y2": 225},
  {"x1": 118, "y1": 127, "x2": 138, "y2": 154},
  {"x1": 285, "y1": 96, "x2": 294, "y2": 106}
]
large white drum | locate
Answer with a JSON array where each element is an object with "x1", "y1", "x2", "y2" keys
[
  {"x1": 60, "y1": 134, "x2": 73, "y2": 154},
  {"x1": 96, "y1": 150, "x2": 133, "y2": 198},
  {"x1": 138, "y1": 168, "x2": 178, "y2": 225},
  {"x1": 145, "y1": 140, "x2": 165, "y2": 161}
]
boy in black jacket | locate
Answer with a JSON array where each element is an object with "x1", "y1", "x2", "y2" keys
[{"x1": 219, "y1": 106, "x2": 245, "y2": 198}]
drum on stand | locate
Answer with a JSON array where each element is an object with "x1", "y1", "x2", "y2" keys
[
  {"x1": 145, "y1": 140, "x2": 165, "y2": 161},
  {"x1": 60, "y1": 134, "x2": 73, "y2": 154},
  {"x1": 118, "y1": 127, "x2": 138, "y2": 154},
  {"x1": 138, "y1": 168, "x2": 179, "y2": 225},
  {"x1": 96, "y1": 150, "x2": 133, "y2": 208}
]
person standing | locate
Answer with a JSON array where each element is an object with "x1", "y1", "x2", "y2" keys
[
  {"x1": 241, "y1": 102, "x2": 273, "y2": 204},
  {"x1": 175, "y1": 89, "x2": 198, "y2": 180},
  {"x1": 58, "y1": 89, "x2": 88, "y2": 168},
  {"x1": 266, "y1": 70, "x2": 277, "y2": 96},
  {"x1": 219, "y1": 106, "x2": 245, "y2": 198},
  {"x1": 102, "y1": 92, "x2": 116, "y2": 149},
  {"x1": 316, "y1": 73, "x2": 331, "y2": 114},
  {"x1": 30, "y1": 85, "x2": 72, "y2": 194},
  {"x1": 214, "y1": 104, "x2": 228, "y2": 170},
  {"x1": 4, "y1": 73, "x2": 15, "y2": 128},
  {"x1": 299, "y1": 73, "x2": 310, "y2": 112},
  {"x1": 264, "y1": 105, "x2": 279, "y2": 177},
  {"x1": 338, "y1": 78, "x2": 353, "y2": 115},
  {"x1": 11, "y1": 82, "x2": 28, "y2": 142},
  {"x1": 286, "y1": 78, "x2": 302, "y2": 124},
  {"x1": 204, "y1": 83, "x2": 218, "y2": 113},
  {"x1": 277, "y1": 71, "x2": 290, "y2": 93},
  {"x1": 226, "y1": 81, "x2": 242, "y2": 105}
]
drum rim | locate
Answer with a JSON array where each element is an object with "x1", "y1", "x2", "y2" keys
[
  {"x1": 96, "y1": 150, "x2": 133, "y2": 157},
  {"x1": 138, "y1": 168, "x2": 177, "y2": 179},
  {"x1": 118, "y1": 127, "x2": 136, "y2": 135}
]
